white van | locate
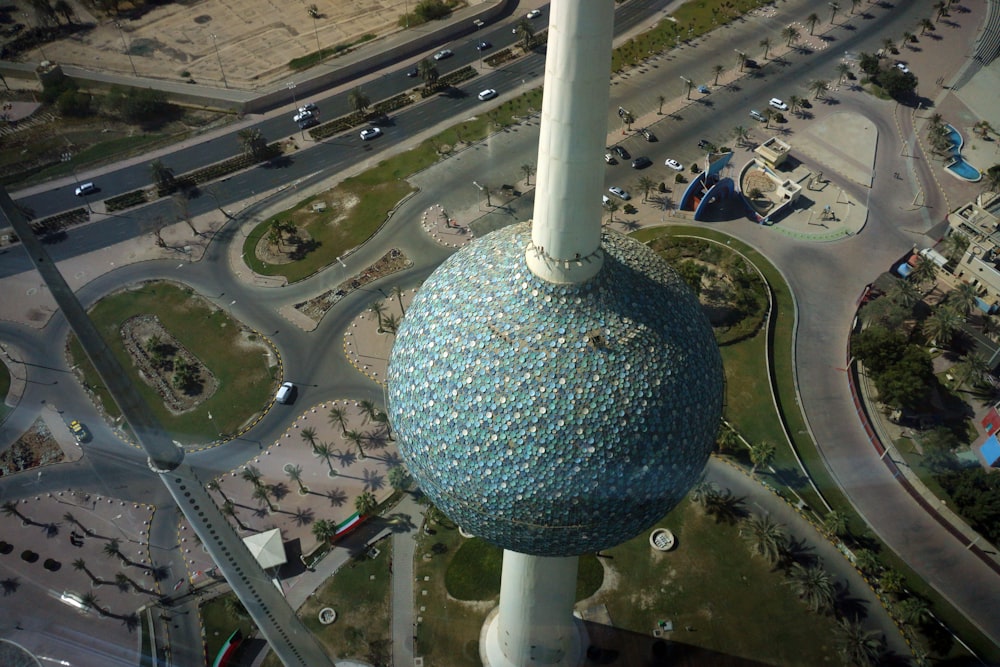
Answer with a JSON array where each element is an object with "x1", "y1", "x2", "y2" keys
[{"x1": 275, "y1": 382, "x2": 295, "y2": 404}]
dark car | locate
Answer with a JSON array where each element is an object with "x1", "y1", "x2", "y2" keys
[
  {"x1": 406, "y1": 66, "x2": 418, "y2": 77},
  {"x1": 743, "y1": 58, "x2": 758, "y2": 69},
  {"x1": 698, "y1": 139, "x2": 714, "y2": 150},
  {"x1": 631, "y1": 156, "x2": 652, "y2": 169},
  {"x1": 640, "y1": 128, "x2": 657, "y2": 142},
  {"x1": 476, "y1": 40, "x2": 492, "y2": 51},
  {"x1": 612, "y1": 145, "x2": 631, "y2": 160}
]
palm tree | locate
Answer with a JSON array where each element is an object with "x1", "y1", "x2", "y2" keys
[
  {"x1": 762, "y1": 108, "x2": 775, "y2": 128},
  {"x1": 922, "y1": 307, "x2": 962, "y2": 346},
  {"x1": 637, "y1": 176, "x2": 657, "y2": 202},
  {"x1": 732, "y1": 125, "x2": 750, "y2": 147},
  {"x1": 909, "y1": 256, "x2": 938, "y2": 286},
  {"x1": 759, "y1": 37, "x2": 772, "y2": 60},
  {"x1": 781, "y1": 25, "x2": 800, "y2": 48},
  {"x1": 901, "y1": 30, "x2": 914, "y2": 48},
  {"x1": 63, "y1": 511, "x2": 90, "y2": 535},
  {"x1": 311, "y1": 518, "x2": 336, "y2": 543},
  {"x1": 314, "y1": 442, "x2": 337, "y2": 476},
  {"x1": 149, "y1": 159, "x2": 176, "y2": 193},
  {"x1": 605, "y1": 200, "x2": 619, "y2": 225},
  {"x1": 896, "y1": 597, "x2": 931, "y2": 626},
  {"x1": 382, "y1": 313, "x2": 401, "y2": 335},
  {"x1": 850, "y1": 0, "x2": 861, "y2": 14},
  {"x1": 520, "y1": 163, "x2": 535, "y2": 185},
  {"x1": 689, "y1": 478, "x2": 718, "y2": 508},
  {"x1": 73, "y1": 558, "x2": 101, "y2": 585},
  {"x1": 358, "y1": 399, "x2": 378, "y2": 425},
  {"x1": 355, "y1": 491, "x2": 377, "y2": 516},
  {"x1": 918, "y1": 17, "x2": 935, "y2": 35},
  {"x1": 712, "y1": 63, "x2": 725, "y2": 85},
  {"x1": 735, "y1": 51, "x2": 747, "y2": 71},
  {"x1": 344, "y1": 430, "x2": 367, "y2": 459},
  {"x1": 809, "y1": 79, "x2": 829, "y2": 99},
  {"x1": 114, "y1": 572, "x2": 136, "y2": 593},
  {"x1": 742, "y1": 513, "x2": 786, "y2": 564},
  {"x1": 80, "y1": 592, "x2": 107, "y2": 617},
  {"x1": 853, "y1": 549, "x2": 882, "y2": 575},
  {"x1": 417, "y1": 58, "x2": 438, "y2": 89},
  {"x1": 829, "y1": 1, "x2": 840, "y2": 23},
  {"x1": 300, "y1": 427, "x2": 319, "y2": 453},
  {"x1": 206, "y1": 479, "x2": 230, "y2": 505},
  {"x1": 328, "y1": 406, "x2": 348, "y2": 435},
  {"x1": 749, "y1": 440, "x2": 775, "y2": 476},
  {"x1": 237, "y1": 128, "x2": 268, "y2": 161},
  {"x1": 948, "y1": 282, "x2": 979, "y2": 315},
  {"x1": 53, "y1": 0, "x2": 75, "y2": 23},
  {"x1": 657, "y1": 94, "x2": 666, "y2": 114},
  {"x1": 390, "y1": 285, "x2": 406, "y2": 316},
  {"x1": 834, "y1": 618, "x2": 884, "y2": 666},
  {"x1": 348, "y1": 87, "x2": 370, "y2": 116},
  {"x1": 886, "y1": 279, "x2": 921, "y2": 309},
  {"x1": 369, "y1": 300, "x2": 386, "y2": 332},
  {"x1": 716, "y1": 423, "x2": 741, "y2": 452},
  {"x1": 388, "y1": 465, "x2": 411, "y2": 491},
  {"x1": 879, "y1": 569, "x2": 906, "y2": 596},
  {"x1": 514, "y1": 19, "x2": 535, "y2": 50},
  {"x1": 953, "y1": 352, "x2": 989, "y2": 389},
  {"x1": 253, "y1": 485, "x2": 276, "y2": 512},
  {"x1": 2, "y1": 501, "x2": 29, "y2": 523},
  {"x1": 102, "y1": 538, "x2": 130, "y2": 566},
  {"x1": 805, "y1": 13, "x2": 820, "y2": 34},
  {"x1": 786, "y1": 562, "x2": 835, "y2": 613},
  {"x1": 220, "y1": 500, "x2": 249, "y2": 531},
  {"x1": 822, "y1": 510, "x2": 849, "y2": 538},
  {"x1": 240, "y1": 465, "x2": 264, "y2": 489},
  {"x1": 286, "y1": 464, "x2": 307, "y2": 494},
  {"x1": 882, "y1": 37, "x2": 895, "y2": 55},
  {"x1": 836, "y1": 62, "x2": 851, "y2": 84},
  {"x1": 933, "y1": 0, "x2": 948, "y2": 22}
]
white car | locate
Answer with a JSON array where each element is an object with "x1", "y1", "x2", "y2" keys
[
  {"x1": 298, "y1": 103, "x2": 318, "y2": 114},
  {"x1": 292, "y1": 109, "x2": 314, "y2": 124},
  {"x1": 526, "y1": 9, "x2": 542, "y2": 19},
  {"x1": 608, "y1": 186, "x2": 631, "y2": 201},
  {"x1": 433, "y1": 49, "x2": 453, "y2": 61},
  {"x1": 478, "y1": 88, "x2": 498, "y2": 101},
  {"x1": 664, "y1": 158, "x2": 683, "y2": 171},
  {"x1": 360, "y1": 127, "x2": 382, "y2": 141},
  {"x1": 895, "y1": 62, "x2": 910, "y2": 74},
  {"x1": 768, "y1": 97, "x2": 789, "y2": 111},
  {"x1": 74, "y1": 182, "x2": 96, "y2": 196}
]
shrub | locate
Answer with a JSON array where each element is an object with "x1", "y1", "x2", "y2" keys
[{"x1": 675, "y1": 173, "x2": 687, "y2": 184}]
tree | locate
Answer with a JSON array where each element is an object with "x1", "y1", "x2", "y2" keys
[
  {"x1": 742, "y1": 513, "x2": 785, "y2": 564},
  {"x1": 53, "y1": 0, "x2": 75, "y2": 23},
  {"x1": 786, "y1": 562, "x2": 835, "y2": 613},
  {"x1": 369, "y1": 300, "x2": 386, "y2": 332},
  {"x1": 690, "y1": 478, "x2": 718, "y2": 508},
  {"x1": 80, "y1": 592, "x2": 107, "y2": 617},
  {"x1": 237, "y1": 128, "x2": 268, "y2": 161},
  {"x1": 918, "y1": 18, "x2": 935, "y2": 35},
  {"x1": 637, "y1": 176, "x2": 657, "y2": 202},
  {"x1": 736, "y1": 50, "x2": 747, "y2": 71},
  {"x1": 388, "y1": 465, "x2": 411, "y2": 492},
  {"x1": 345, "y1": 430, "x2": 367, "y2": 459},
  {"x1": 879, "y1": 569, "x2": 906, "y2": 596},
  {"x1": 220, "y1": 500, "x2": 249, "y2": 531},
  {"x1": 418, "y1": 58, "x2": 438, "y2": 88},
  {"x1": 933, "y1": 0, "x2": 948, "y2": 22},
  {"x1": 809, "y1": 79, "x2": 829, "y2": 99},
  {"x1": 853, "y1": 549, "x2": 881, "y2": 575},
  {"x1": 359, "y1": 399, "x2": 379, "y2": 424},
  {"x1": 909, "y1": 256, "x2": 938, "y2": 286},
  {"x1": 941, "y1": 232, "x2": 969, "y2": 262},
  {"x1": 886, "y1": 278, "x2": 921, "y2": 308},
  {"x1": 850, "y1": 0, "x2": 862, "y2": 14},
  {"x1": 149, "y1": 159, "x2": 176, "y2": 194},
  {"x1": 241, "y1": 465, "x2": 264, "y2": 489},
  {"x1": 896, "y1": 597, "x2": 932, "y2": 627},
  {"x1": 514, "y1": 19, "x2": 535, "y2": 50},
  {"x1": 355, "y1": 491, "x2": 377, "y2": 516},
  {"x1": 882, "y1": 37, "x2": 895, "y2": 56},
  {"x1": 822, "y1": 511, "x2": 849, "y2": 538},
  {"x1": 348, "y1": 87, "x2": 370, "y2": 116},
  {"x1": 657, "y1": 94, "x2": 666, "y2": 114},
  {"x1": 286, "y1": 464, "x2": 307, "y2": 494},
  {"x1": 382, "y1": 313, "x2": 401, "y2": 335},
  {"x1": 922, "y1": 307, "x2": 963, "y2": 346},
  {"x1": 314, "y1": 442, "x2": 336, "y2": 476},
  {"x1": 520, "y1": 163, "x2": 535, "y2": 185},
  {"x1": 732, "y1": 125, "x2": 750, "y2": 147},
  {"x1": 391, "y1": 285, "x2": 406, "y2": 317},
  {"x1": 73, "y1": 558, "x2": 101, "y2": 585},
  {"x1": 749, "y1": 441, "x2": 775, "y2": 477},
  {"x1": 253, "y1": 485, "x2": 276, "y2": 512},
  {"x1": 836, "y1": 62, "x2": 851, "y2": 84},
  {"x1": 102, "y1": 538, "x2": 129, "y2": 566},
  {"x1": 788, "y1": 95, "x2": 803, "y2": 116},
  {"x1": 805, "y1": 13, "x2": 820, "y2": 35},
  {"x1": 312, "y1": 518, "x2": 336, "y2": 543},
  {"x1": 328, "y1": 406, "x2": 348, "y2": 434},
  {"x1": 63, "y1": 512, "x2": 90, "y2": 535},
  {"x1": 712, "y1": 63, "x2": 724, "y2": 85},
  {"x1": 605, "y1": 200, "x2": 619, "y2": 225},
  {"x1": 206, "y1": 479, "x2": 229, "y2": 505},
  {"x1": 953, "y1": 352, "x2": 989, "y2": 389},
  {"x1": 759, "y1": 37, "x2": 772, "y2": 60},
  {"x1": 948, "y1": 281, "x2": 979, "y2": 315},
  {"x1": 30, "y1": 0, "x2": 58, "y2": 26},
  {"x1": 834, "y1": 618, "x2": 884, "y2": 667},
  {"x1": 300, "y1": 427, "x2": 319, "y2": 453},
  {"x1": 2, "y1": 501, "x2": 29, "y2": 523},
  {"x1": 829, "y1": 1, "x2": 840, "y2": 23},
  {"x1": 781, "y1": 25, "x2": 800, "y2": 48},
  {"x1": 878, "y1": 66, "x2": 918, "y2": 100},
  {"x1": 858, "y1": 52, "x2": 880, "y2": 77}
]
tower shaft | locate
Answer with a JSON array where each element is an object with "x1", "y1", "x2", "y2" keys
[
  {"x1": 0, "y1": 188, "x2": 337, "y2": 667},
  {"x1": 525, "y1": 0, "x2": 615, "y2": 284},
  {"x1": 482, "y1": 551, "x2": 586, "y2": 667}
]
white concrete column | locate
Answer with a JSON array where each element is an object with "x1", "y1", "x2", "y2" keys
[
  {"x1": 525, "y1": 0, "x2": 615, "y2": 284},
  {"x1": 481, "y1": 550, "x2": 587, "y2": 667}
]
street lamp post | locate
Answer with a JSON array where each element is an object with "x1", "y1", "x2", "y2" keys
[
  {"x1": 115, "y1": 23, "x2": 138, "y2": 77},
  {"x1": 210, "y1": 33, "x2": 228, "y2": 89},
  {"x1": 680, "y1": 75, "x2": 692, "y2": 99},
  {"x1": 734, "y1": 49, "x2": 745, "y2": 71},
  {"x1": 287, "y1": 81, "x2": 297, "y2": 108},
  {"x1": 61, "y1": 151, "x2": 91, "y2": 213}
]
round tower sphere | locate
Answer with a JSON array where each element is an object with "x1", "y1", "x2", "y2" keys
[{"x1": 387, "y1": 223, "x2": 723, "y2": 556}]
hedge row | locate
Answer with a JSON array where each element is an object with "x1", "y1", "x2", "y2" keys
[
  {"x1": 309, "y1": 94, "x2": 414, "y2": 141},
  {"x1": 419, "y1": 66, "x2": 479, "y2": 98},
  {"x1": 181, "y1": 145, "x2": 280, "y2": 187},
  {"x1": 106, "y1": 189, "x2": 150, "y2": 213},
  {"x1": 483, "y1": 48, "x2": 516, "y2": 68},
  {"x1": 29, "y1": 207, "x2": 89, "y2": 237}
]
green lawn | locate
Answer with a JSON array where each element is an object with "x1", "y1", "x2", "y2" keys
[
  {"x1": 200, "y1": 593, "x2": 258, "y2": 666},
  {"x1": 67, "y1": 281, "x2": 276, "y2": 444}
]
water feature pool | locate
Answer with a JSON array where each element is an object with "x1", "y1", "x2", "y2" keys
[{"x1": 943, "y1": 123, "x2": 982, "y2": 182}]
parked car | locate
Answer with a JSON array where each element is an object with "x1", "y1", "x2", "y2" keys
[
  {"x1": 433, "y1": 49, "x2": 453, "y2": 61},
  {"x1": 697, "y1": 85, "x2": 710, "y2": 94},
  {"x1": 697, "y1": 139, "x2": 714, "y2": 150},
  {"x1": 895, "y1": 62, "x2": 910, "y2": 74},
  {"x1": 74, "y1": 182, "x2": 96, "y2": 196},
  {"x1": 664, "y1": 158, "x2": 683, "y2": 171},
  {"x1": 526, "y1": 9, "x2": 542, "y2": 19},
  {"x1": 612, "y1": 145, "x2": 631, "y2": 160},
  {"x1": 476, "y1": 40, "x2": 492, "y2": 51},
  {"x1": 360, "y1": 127, "x2": 383, "y2": 141},
  {"x1": 478, "y1": 88, "x2": 498, "y2": 101},
  {"x1": 608, "y1": 186, "x2": 631, "y2": 200},
  {"x1": 749, "y1": 109, "x2": 766, "y2": 122},
  {"x1": 275, "y1": 382, "x2": 296, "y2": 405},
  {"x1": 298, "y1": 103, "x2": 318, "y2": 114},
  {"x1": 406, "y1": 66, "x2": 419, "y2": 77},
  {"x1": 602, "y1": 194, "x2": 611, "y2": 205},
  {"x1": 604, "y1": 153, "x2": 616, "y2": 164},
  {"x1": 768, "y1": 97, "x2": 789, "y2": 111},
  {"x1": 640, "y1": 128, "x2": 657, "y2": 142},
  {"x1": 69, "y1": 420, "x2": 90, "y2": 442},
  {"x1": 631, "y1": 156, "x2": 652, "y2": 169}
]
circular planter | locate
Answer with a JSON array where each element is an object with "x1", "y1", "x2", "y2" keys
[
  {"x1": 649, "y1": 528, "x2": 676, "y2": 552},
  {"x1": 318, "y1": 608, "x2": 337, "y2": 625}
]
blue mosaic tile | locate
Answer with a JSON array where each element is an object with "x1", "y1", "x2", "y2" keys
[{"x1": 387, "y1": 222, "x2": 723, "y2": 557}]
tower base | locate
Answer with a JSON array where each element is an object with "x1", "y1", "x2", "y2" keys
[{"x1": 480, "y1": 607, "x2": 589, "y2": 667}]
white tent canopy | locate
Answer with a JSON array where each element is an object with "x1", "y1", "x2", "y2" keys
[{"x1": 243, "y1": 529, "x2": 287, "y2": 569}]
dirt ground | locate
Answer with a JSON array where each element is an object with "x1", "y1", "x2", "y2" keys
[{"x1": 11, "y1": 0, "x2": 415, "y2": 90}]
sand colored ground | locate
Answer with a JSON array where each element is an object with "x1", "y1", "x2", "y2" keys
[{"x1": 16, "y1": 0, "x2": 414, "y2": 89}]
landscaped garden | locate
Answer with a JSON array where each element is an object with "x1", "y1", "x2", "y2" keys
[{"x1": 67, "y1": 281, "x2": 276, "y2": 444}]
